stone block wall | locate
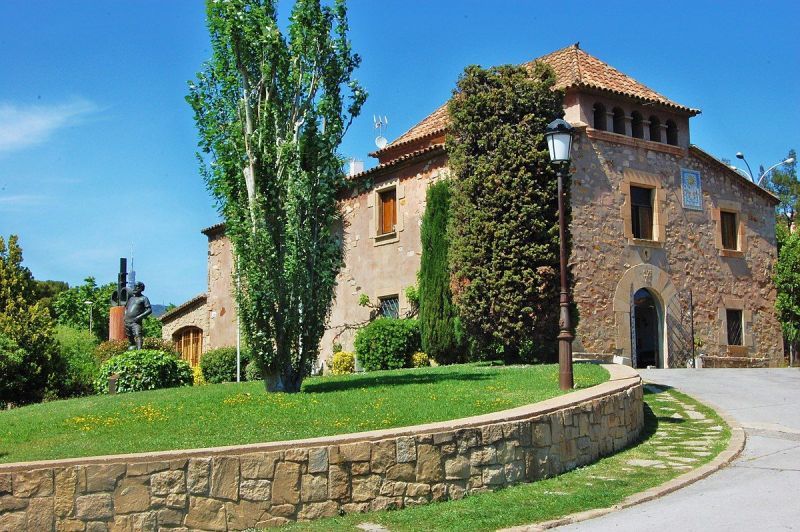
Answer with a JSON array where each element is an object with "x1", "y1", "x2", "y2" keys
[{"x1": 0, "y1": 366, "x2": 642, "y2": 531}]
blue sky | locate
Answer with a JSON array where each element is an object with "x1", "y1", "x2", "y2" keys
[{"x1": 1, "y1": 1, "x2": 798, "y2": 306}]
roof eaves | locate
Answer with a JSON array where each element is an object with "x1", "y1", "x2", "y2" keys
[
  {"x1": 368, "y1": 127, "x2": 448, "y2": 158},
  {"x1": 348, "y1": 144, "x2": 446, "y2": 182},
  {"x1": 159, "y1": 293, "x2": 208, "y2": 322},
  {"x1": 201, "y1": 222, "x2": 226, "y2": 237}
]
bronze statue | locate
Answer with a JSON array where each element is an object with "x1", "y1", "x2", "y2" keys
[{"x1": 125, "y1": 282, "x2": 152, "y2": 350}]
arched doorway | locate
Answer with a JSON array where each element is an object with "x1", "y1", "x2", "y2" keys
[
  {"x1": 632, "y1": 288, "x2": 661, "y2": 368},
  {"x1": 173, "y1": 326, "x2": 203, "y2": 367}
]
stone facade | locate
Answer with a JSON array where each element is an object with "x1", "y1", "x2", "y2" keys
[
  {"x1": 160, "y1": 296, "x2": 209, "y2": 354},
  {"x1": 0, "y1": 365, "x2": 642, "y2": 531},
  {"x1": 163, "y1": 45, "x2": 783, "y2": 369}
]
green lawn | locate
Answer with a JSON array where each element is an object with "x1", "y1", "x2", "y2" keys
[
  {"x1": 0, "y1": 362, "x2": 607, "y2": 464},
  {"x1": 286, "y1": 384, "x2": 731, "y2": 531}
]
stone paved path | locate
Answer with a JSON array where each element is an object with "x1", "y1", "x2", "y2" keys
[{"x1": 556, "y1": 368, "x2": 800, "y2": 532}]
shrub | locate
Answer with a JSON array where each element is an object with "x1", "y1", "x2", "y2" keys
[
  {"x1": 245, "y1": 362, "x2": 262, "y2": 382},
  {"x1": 200, "y1": 347, "x2": 251, "y2": 384},
  {"x1": 94, "y1": 350, "x2": 192, "y2": 394},
  {"x1": 0, "y1": 334, "x2": 31, "y2": 407},
  {"x1": 354, "y1": 319, "x2": 420, "y2": 371},
  {"x1": 192, "y1": 365, "x2": 206, "y2": 386},
  {"x1": 52, "y1": 325, "x2": 100, "y2": 397},
  {"x1": 95, "y1": 338, "x2": 179, "y2": 364},
  {"x1": 411, "y1": 351, "x2": 430, "y2": 368},
  {"x1": 329, "y1": 351, "x2": 355, "y2": 375}
]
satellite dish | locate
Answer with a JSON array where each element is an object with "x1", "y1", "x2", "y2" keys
[{"x1": 375, "y1": 136, "x2": 388, "y2": 149}]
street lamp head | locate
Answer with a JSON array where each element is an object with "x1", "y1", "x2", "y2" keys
[
  {"x1": 736, "y1": 152, "x2": 745, "y2": 160},
  {"x1": 785, "y1": 157, "x2": 795, "y2": 165},
  {"x1": 545, "y1": 118, "x2": 574, "y2": 163},
  {"x1": 83, "y1": 300, "x2": 93, "y2": 306}
]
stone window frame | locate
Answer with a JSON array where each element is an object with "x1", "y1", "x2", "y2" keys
[
  {"x1": 368, "y1": 178, "x2": 405, "y2": 246},
  {"x1": 718, "y1": 297, "x2": 752, "y2": 355},
  {"x1": 711, "y1": 199, "x2": 747, "y2": 258},
  {"x1": 620, "y1": 169, "x2": 666, "y2": 248}
]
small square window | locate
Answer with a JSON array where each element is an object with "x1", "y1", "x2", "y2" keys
[
  {"x1": 379, "y1": 295, "x2": 399, "y2": 319},
  {"x1": 378, "y1": 189, "x2": 397, "y2": 235},
  {"x1": 630, "y1": 186, "x2": 654, "y2": 240},
  {"x1": 726, "y1": 309, "x2": 743, "y2": 346},
  {"x1": 721, "y1": 211, "x2": 738, "y2": 250}
]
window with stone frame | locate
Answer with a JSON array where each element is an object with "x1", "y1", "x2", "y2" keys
[
  {"x1": 720, "y1": 211, "x2": 738, "y2": 250},
  {"x1": 726, "y1": 309, "x2": 743, "y2": 346},
  {"x1": 630, "y1": 186, "x2": 654, "y2": 240},
  {"x1": 379, "y1": 295, "x2": 399, "y2": 319},
  {"x1": 378, "y1": 188, "x2": 397, "y2": 235}
]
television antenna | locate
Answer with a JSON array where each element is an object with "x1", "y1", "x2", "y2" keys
[{"x1": 374, "y1": 114, "x2": 389, "y2": 149}]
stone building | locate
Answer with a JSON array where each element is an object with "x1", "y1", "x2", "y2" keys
[{"x1": 163, "y1": 43, "x2": 783, "y2": 369}]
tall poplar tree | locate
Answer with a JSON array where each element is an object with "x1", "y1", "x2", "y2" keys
[
  {"x1": 447, "y1": 63, "x2": 568, "y2": 362},
  {"x1": 188, "y1": 0, "x2": 366, "y2": 392}
]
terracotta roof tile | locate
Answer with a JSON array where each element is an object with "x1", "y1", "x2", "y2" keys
[
  {"x1": 531, "y1": 44, "x2": 699, "y2": 114},
  {"x1": 377, "y1": 44, "x2": 698, "y2": 157},
  {"x1": 349, "y1": 144, "x2": 445, "y2": 181}
]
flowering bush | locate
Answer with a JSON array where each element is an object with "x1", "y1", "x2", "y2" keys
[
  {"x1": 329, "y1": 351, "x2": 355, "y2": 375},
  {"x1": 94, "y1": 350, "x2": 192, "y2": 394},
  {"x1": 411, "y1": 351, "x2": 430, "y2": 368}
]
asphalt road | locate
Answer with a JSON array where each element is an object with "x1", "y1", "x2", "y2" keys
[{"x1": 557, "y1": 368, "x2": 800, "y2": 532}]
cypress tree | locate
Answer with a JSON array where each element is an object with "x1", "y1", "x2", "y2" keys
[
  {"x1": 447, "y1": 63, "x2": 571, "y2": 362},
  {"x1": 419, "y1": 179, "x2": 462, "y2": 363}
]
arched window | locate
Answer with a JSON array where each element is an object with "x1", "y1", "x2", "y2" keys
[
  {"x1": 613, "y1": 108, "x2": 626, "y2": 135},
  {"x1": 649, "y1": 116, "x2": 661, "y2": 142},
  {"x1": 173, "y1": 326, "x2": 203, "y2": 367},
  {"x1": 666, "y1": 120, "x2": 678, "y2": 146},
  {"x1": 593, "y1": 102, "x2": 607, "y2": 131},
  {"x1": 631, "y1": 112, "x2": 644, "y2": 139}
]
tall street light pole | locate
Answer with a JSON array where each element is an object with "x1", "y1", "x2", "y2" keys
[
  {"x1": 545, "y1": 119, "x2": 575, "y2": 390},
  {"x1": 735, "y1": 152, "x2": 795, "y2": 186}
]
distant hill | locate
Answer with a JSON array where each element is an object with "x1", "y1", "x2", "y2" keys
[{"x1": 151, "y1": 304, "x2": 168, "y2": 317}]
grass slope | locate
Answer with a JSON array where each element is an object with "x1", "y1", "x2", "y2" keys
[
  {"x1": 0, "y1": 363, "x2": 607, "y2": 464},
  {"x1": 287, "y1": 384, "x2": 731, "y2": 531}
]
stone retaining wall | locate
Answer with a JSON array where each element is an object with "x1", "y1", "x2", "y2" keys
[{"x1": 0, "y1": 365, "x2": 643, "y2": 531}]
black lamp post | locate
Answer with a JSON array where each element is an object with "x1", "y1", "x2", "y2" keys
[{"x1": 545, "y1": 118, "x2": 575, "y2": 390}]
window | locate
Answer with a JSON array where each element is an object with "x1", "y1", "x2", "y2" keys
[
  {"x1": 593, "y1": 102, "x2": 607, "y2": 131},
  {"x1": 379, "y1": 295, "x2": 399, "y2": 319},
  {"x1": 649, "y1": 116, "x2": 661, "y2": 142},
  {"x1": 378, "y1": 188, "x2": 396, "y2": 235},
  {"x1": 631, "y1": 112, "x2": 644, "y2": 139},
  {"x1": 173, "y1": 326, "x2": 203, "y2": 367},
  {"x1": 666, "y1": 120, "x2": 678, "y2": 146},
  {"x1": 721, "y1": 211, "x2": 738, "y2": 250},
  {"x1": 613, "y1": 108, "x2": 626, "y2": 134},
  {"x1": 630, "y1": 186, "x2": 654, "y2": 240},
  {"x1": 726, "y1": 309, "x2": 743, "y2": 345}
]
